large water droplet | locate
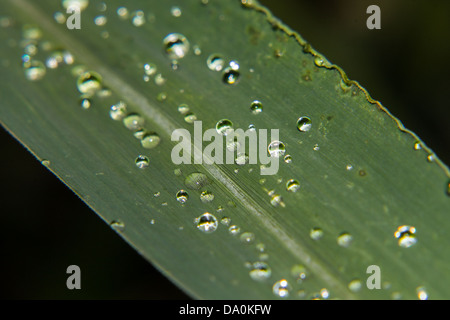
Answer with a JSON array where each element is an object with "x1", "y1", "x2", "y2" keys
[
  {"x1": 249, "y1": 262, "x2": 271, "y2": 281},
  {"x1": 185, "y1": 172, "x2": 210, "y2": 190},
  {"x1": 141, "y1": 133, "x2": 161, "y2": 149},
  {"x1": 163, "y1": 33, "x2": 190, "y2": 60},
  {"x1": 207, "y1": 54, "x2": 225, "y2": 71},
  {"x1": 268, "y1": 141, "x2": 286, "y2": 158},
  {"x1": 273, "y1": 279, "x2": 290, "y2": 298},
  {"x1": 297, "y1": 117, "x2": 312, "y2": 132},
  {"x1": 77, "y1": 71, "x2": 102, "y2": 95},
  {"x1": 394, "y1": 225, "x2": 417, "y2": 248},
  {"x1": 195, "y1": 213, "x2": 218, "y2": 233},
  {"x1": 216, "y1": 119, "x2": 233, "y2": 136}
]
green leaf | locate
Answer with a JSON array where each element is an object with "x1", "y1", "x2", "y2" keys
[{"x1": 1, "y1": 0, "x2": 449, "y2": 299}]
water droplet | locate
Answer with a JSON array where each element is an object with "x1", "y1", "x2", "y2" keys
[
  {"x1": 229, "y1": 225, "x2": 240, "y2": 235},
  {"x1": 320, "y1": 288, "x2": 330, "y2": 299},
  {"x1": 286, "y1": 179, "x2": 300, "y2": 192},
  {"x1": 193, "y1": 45, "x2": 202, "y2": 55},
  {"x1": 80, "y1": 97, "x2": 91, "y2": 109},
  {"x1": 110, "y1": 101, "x2": 127, "y2": 120},
  {"x1": 346, "y1": 164, "x2": 353, "y2": 171},
  {"x1": 184, "y1": 113, "x2": 197, "y2": 124},
  {"x1": 250, "y1": 100, "x2": 263, "y2": 114},
  {"x1": 154, "y1": 73, "x2": 166, "y2": 86},
  {"x1": 131, "y1": 10, "x2": 145, "y2": 26},
  {"x1": 195, "y1": 213, "x2": 218, "y2": 233},
  {"x1": 446, "y1": 181, "x2": 450, "y2": 197},
  {"x1": 273, "y1": 279, "x2": 290, "y2": 298},
  {"x1": 94, "y1": 15, "x2": 107, "y2": 26},
  {"x1": 270, "y1": 194, "x2": 284, "y2": 207},
  {"x1": 314, "y1": 56, "x2": 325, "y2": 67},
  {"x1": 135, "y1": 155, "x2": 149, "y2": 169},
  {"x1": 185, "y1": 172, "x2": 210, "y2": 190},
  {"x1": 176, "y1": 190, "x2": 189, "y2": 204},
  {"x1": 256, "y1": 243, "x2": 265, "y2": 252},
  {"x1": 62, "y1": 0, "x2": 89, "y2": 11},
  {"x1": 206, "y1": 54, "x2": 225, "y2": 71},
  {"x1": 291, "y1": 264, "x2": 307, "y2": 282},
  {"x1": 144, "y1": 63, "x2": 157, "y2": 76},
  {"x1": 41, "y1": 159, "x2": 50, "y2": 166},
  {"x1": 235, "y1": 153, "x2": 249, "y2": 166},
  {"x1": 348, "y1": 279, "x2": 362, "y2": 292},
  {"x1": 268, "y1": 141, "x2": 286, "y2": 158},
  {"x1": 416, "y1": 286, "x2": 428, "y2": 300},
  {"x1": 133, "y1": 129, "x2": 145, "y2": 140},
  {"x1": 313, "y1": 144, "x2": 320, "y2": 151},
  {"x1": 284, "y1": 155, "x2": 292, "y2": 163},
  {"x1": 394, "y1": 225, "x2": 417, "y2": 248},
  {"x1": 200, "y1": 190, "x2": 215, "y2": 203},
  {"x1": 54, "y1": 12, "x2": 66, "y2": 24},
  {"x1": 310, "y1": 228, "x2": 323, "y2": 240},
  {"x1": 337, "y1": 232, "x2": 353, "y2": 247},
  {"x1": 24, "y1": 60, "x2": 46, "y2": 81},
  {"x1": 249, "y1": 262, "x2": 271, "y2": 281},
  {"x1": 123, "y1": 114, "x2": 144, "y2": 131},
  {"x1": 141, "y1": 133, "x2": 161, "y2": 149},
  {"x1": 414, "y1": 141, "x2": 422, "y2": 150},
  {"x1": 222, "y1": 67, "x2": 240, "y2": 84},
  {"x1": 216, "y1": 119, "x2": 233, "y2": 135},
  {"x1": 77, "y1": 71, "x2": 102, "y2": 95},
  {"x1": 45, "y1": 51, "x2": 64, "y2": 69},
  {"x1": 427, "y1": 154, "x2": 435, "y2": 162},
  {"x1": 171, "y1": 6, "x2": 182, "y2": 17},
  {"x1": 297, "y1": 117, "x2": 312, "y2": 132},
  {"x1": 110, "y1": 220, "x2": 125, "y2": 232},
  {"x1": 163, "y1": 33, "x2": 189, "y2": 60},
  {"x1": 221, "y1": 217, "x2": 231, "y2": 226},
  {"x1": 240, "y1": 232, "x2": 255, "y2": 244},
  {"x1": 154, "y1": 192, "x2": 161, "y2": 197}
]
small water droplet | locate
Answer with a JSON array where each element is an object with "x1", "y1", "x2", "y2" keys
[
  {"x1": 249, "y1": 262, "x2": 271, "y2": 281},
  {"x1": 184, "y1": 113, "x2": 197, "y2": 124},
  {"x1": 123, "y1": 113, "x2": 144, "y2": 131},
  {"x1": 110, "y1": 101, "x2": 127, "y2": 120},
  {"x1": 291, "y1": 264, "x2": 307, "y2": 282},
  {"x1": 24, "y1": 60, "x2": 46, "y2": 81},
  {"x1": 313, "y1": 144, "x2": 320, "y2": 151},
  {"x1": 94, "y1": 15, "x2": 107, "y2": 26},
  {"x1": 80, "y1": 97, "x2": 91, "y2": 109},
  {"x1": 222, "y1": 67, "x2": 240, "y2": 84},
  {"x1": 195, "y1": 213, "x2": 218, "y2": 233},
  {"x1": 185, "y1": 172, "x2": 210, "y2": 190},
  {"x1": 250, "y1": 100, "x2": 263, "y2": 114},
  {"x1": 163, "y1": 33, "x2": 189, "y2": 60},
  {"x1": 154, "y1": 192, "x2": 161, "y2": 197},
  {"x1": 310, "y1": 228, "x2": 323, "y2": 240},
  {"x1": 348, "y1": 279, "x2": 362, "y2": 292},
  {"x1": 110, "y1": 220, "x2": 125, "y2": 232},
  {"x1": 131, "y1": 10, "x2": 145, "y2": 27},
  {"x1": 216, "y1": 119, "x2": 233, "y2": 136},
  {"x1": 240, "y1": 232, "x2": 255, "y2": 244},
  {"x1": 270, "y1": 194, "x2": 284, "y2": 207},
  {"x1": 416, "y1": 286, "x2": 428, "y2": 300},
  {"x1": 135, "y1": 155, "x2": 149, "y2": 169},
  {"x1": 268, "y1": 141, "x2": 286, "y2": 158},
  {"x1": 427, "y1": 154, "x2": 435, "y2": 162},
  {"x1": 337, "y1": 232, "x2": 353, "y2": 247},
  {"x1": 297, "y1": 117, "x2": 312, "y2": 132},
  {"x1": 286, "y1": 179, "x2": 300, "y2": 192},
  {"x1": 141, "y1": 133, "x2": 161, "y2": 149},
  {"x1": 117, "y1": 7, "x2": 129, "y2": 19},
  {"x1": 150, "y1": 219, "x2": 155, "y2": 225},
  {"x1": 414, "y1": 141, "x2": 422, "y2": 150},
  {"x1": 41, "y1": 159, "x2": 50, "y2": 166},
  {"x1": 320, "y1": 288, "x2": 330, "y2": 299},
  {"x1": 346, "y1": 164, "x2": 353, "y2": 171},
  {"x1": 193, "y1": 45, "x2": 202, "y2": 55},
  {"x1": 62, "y1": 0, "x2": 89, "y2": 11},
  {"x1": 314, "y1": 56, "x2": 325, "y2": 67},
  {"x1": 394, "y1": 225, "x2": 417, "y2": 248},
  {"x1": 221, "y1": 217, "x2": 231, "y2": 226},
  {"x1": 77, "y1": 71, "x2": 102, "y2": 95},
  {"x1": 235, "y1": 153, "x2": 249, "y2": 166},
  {"x1": 207, "y1": 54, "x2": 225, "y2": 71},
  {"x1": 144, "y1": 63, "x2": 157, "y2": 76},
  {"x1": 176, "y1": 190, "x2": 189, "y2": 204},
  {"x1": 200, "y1": 190, "x2": 215, "y2": 203},
  {"x1": 170, "y1": 6, "x2": 182, "y2": 17},
  {"x1": 273, "y1": 279, "x2": 290, "y2": 298},
  {"x1": 284, "y1": 155, "x2": 292, "y2": 163},
  {"x1": 133, "y1": 129, "x2": 146, "y2": 140},
  {"x1": 229, "y1": 225, "x2": 240, "y2": 235}
]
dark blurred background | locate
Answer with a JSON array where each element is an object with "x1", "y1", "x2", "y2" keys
[{"x1": 1, "y1": 0, "x2": 449, "y2": 299}]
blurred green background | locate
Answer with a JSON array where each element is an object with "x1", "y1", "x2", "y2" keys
[{"x1": 1, "y1": 0, "x2": 449, "y2": 299}]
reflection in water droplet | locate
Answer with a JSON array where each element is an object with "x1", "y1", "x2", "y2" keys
[
  {"x1": 250, "y1": 100, "x2": 263, "y2": 114},
  {"x1": 135, "y1": 155, "x2": 149, "y2": 169},
  {"x1": 141, "y1": 133, "x2": 161, "y2": 149},
  {"x1": 110, "y1": 220, "x2": 125, "y2": 232},
  {"x1": 176, "y1": 190, "x2": 189, "y2": 204},
  {"x1": 286, "y1": 179, "x2": 300, "y2": 192},
  {"x1": 310, "y1": 228, "x2": 323, "y2": 240},
  {"x1": 416, "y1": 286, "x2": 428, "y2": 300},
  {"x1": 394, "y1": 225, "x2": 417, "y2": 248},
  {"x1": 216, "y1": 119, "x2": 233, "y2": 135},
  {"x1": 24, "y1": 60, "x2": 46, "y2": 81},
  {"x1": 273, "y1": 279, "x2": 290, "y2": 298},
  {"x1": 163, "y1": 33, "x2": 190, "y2": 60},
  {"x1": 110, "y1": 101, "x2": 127, "y2": 120},
  {"x1": 77, "y1": 71, "x2": 102, "y2": 94},
  {"x1": 195, "y1": 213, "x2": 218, "y2": 233},
  {"x1": 200, "y1": 190, "x2": 215, "y2": 203},
  {"x1": 228, "y1": 225, "x2": 240, "y2": 235},
  {"x1": 297, "y1": 117, "x2": 312, "y2": 132},
  {"x1": 123, "y1": 114, "x2": 144, "y2": 131},
  {"x1": 185, "y1": 172, "x2": 210, "y2": 190},
  {"x1": 207, "y1": 54, "x2": 225, "y2": 71},
  {"x1": 337, "y1": 232, "x2": 353, "y2": 247},
  {"x1": 268, "y1": 141, "x2": 286, "y2": 158},
  {"x1": 240, "y1": 232, "x2": 255, "y2": 244},
  {"x1": 249, "y1": 262, "x2": 271, "y2": 281}
]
